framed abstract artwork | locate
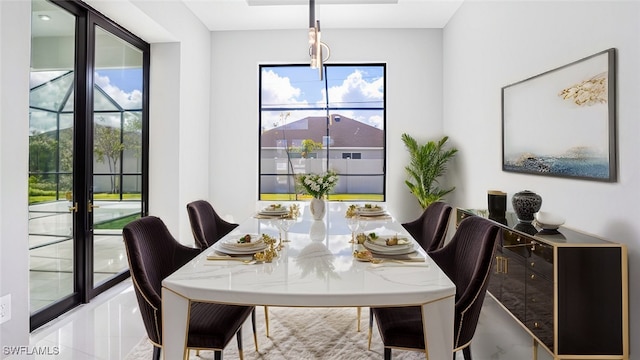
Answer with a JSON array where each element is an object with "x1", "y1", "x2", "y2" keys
[{"x1": 502, "y1": 48, "x2": 617, "y2": 182}]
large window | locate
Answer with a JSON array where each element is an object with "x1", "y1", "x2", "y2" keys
[{"x1": 259, "y1": 64, "x2": 386, "y2": 201}]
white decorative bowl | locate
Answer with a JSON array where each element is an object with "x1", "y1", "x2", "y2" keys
[{"x1": 534, "y1": 211, "x2": 565, "y2": 230}]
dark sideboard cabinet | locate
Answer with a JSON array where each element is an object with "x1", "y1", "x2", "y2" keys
[{"x1": 456, "y1": 209, "x2": 629, "y2": 360}]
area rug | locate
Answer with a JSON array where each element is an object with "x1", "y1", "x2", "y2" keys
[{"x1": 125, "y1": 306, "x2": 427, "y2": 359}]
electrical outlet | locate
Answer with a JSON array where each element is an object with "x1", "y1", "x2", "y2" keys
[{"x1": 0, "y1": 294, "x2": 11, "y2": 324}]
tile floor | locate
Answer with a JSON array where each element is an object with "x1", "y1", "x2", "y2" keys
[
  {"x1": 21, "y1": 278, "x2": 553, "y2": 360},
  {"x1": 24, "y1": 280, "x2": 145, "y2": 360},
  {"x1": 29, "y1": 200, "x2": 139, "y2": 312}
]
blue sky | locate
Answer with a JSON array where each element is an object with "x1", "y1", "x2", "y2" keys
[
  {"x1": 97, "y1": 69, "x2": 142, "y2": 93},
  {"x1": 260, "y1": 65, "x2": 385, "y2": 129}
]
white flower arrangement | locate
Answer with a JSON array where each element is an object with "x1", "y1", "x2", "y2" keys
[{"x1": 297, "y1": 170, "x2": 339, "y2": 199}]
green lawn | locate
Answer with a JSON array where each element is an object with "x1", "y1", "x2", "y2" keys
[
  {"x1": 260, "y1": 194, "x2": 384, "y2": 201},
  {"x1": 94, "y1": 213, "x2": 140, "y2": 229}
]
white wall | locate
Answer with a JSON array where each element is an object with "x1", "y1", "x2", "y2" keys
[
  {"x1": 0, "y1": 0, "x2": 31, "y2": 354},
  {"x1": 443, "y1": 0, "x2": 639, "y2": 356},
  {"x1": 148, "y1": 42, "x2": 182, "y2": 233},
  {"x1": 209, "y1": 28, "x2": 444, "y2": 223},
  {"x1": 124, "y1": 1, "x2": 213, "y2": 241}
]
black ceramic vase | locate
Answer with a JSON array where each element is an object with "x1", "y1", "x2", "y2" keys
[{"x1": 512, "y1": 190, "x2": 542, "y2": 223}]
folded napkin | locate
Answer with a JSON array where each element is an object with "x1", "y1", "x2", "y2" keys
[
  {"x1": 369, "y1": 262, "x2": 429, "y2": 268},
  {"x1": 206, "y1": 253, "x2": 253, "y2": 261},
  {"x1": 358, "y1": 214, "x2": 392, "y2": 221},
  {"x1": 372, "y1": 251, "x2": 426, "y2": 262},
  {"x1": 254, "y1": 214, "x2": 284, "y2": 219}
]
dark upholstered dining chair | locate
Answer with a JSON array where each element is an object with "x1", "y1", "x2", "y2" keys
[
  {"x1": 369, "y1": 216, "x2": 500, "y2": 360},
  {"x1": 186, "y1": 200, "x2": 239, "y2": 250},
  {"x1": 361, "y1": 202, "x2": 453, "y2": 333},
  {"x1": 123, "y1": 216, "x2": 256, "y2": 360},
  {"x1": 401, "y1": 201, "x2": 453, "y2": 253},
  {"x1": 186, "y1": 200, "x2": 272, "y2": 338}
]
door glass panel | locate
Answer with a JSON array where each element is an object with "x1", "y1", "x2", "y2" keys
[
  {"x1": 29, "y1": 0, "x2": 76, "y2": 313},
  {"x1": 92, "y1": 26, "x2": 143, "y2": 287}
]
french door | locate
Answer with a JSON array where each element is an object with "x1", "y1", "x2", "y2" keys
[{"x1": 29, "y1": 0, "x2": 149, "y2": 330}]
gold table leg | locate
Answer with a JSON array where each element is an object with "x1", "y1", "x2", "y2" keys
[{"x1": 264, "y1": 306, "x2": 270, "y2": 338}]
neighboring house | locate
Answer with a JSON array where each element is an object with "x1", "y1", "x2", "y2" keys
[
  {"x1": 260, "y1": 115, "x2": 385, "y2": 195},
  {"x1": 260, "y1": 114, "x2": 384, "y2": 159}
]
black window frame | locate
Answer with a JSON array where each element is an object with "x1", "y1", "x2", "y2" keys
[{"x1": 258, "y1": 63, "x2": 386, "y2": 202}]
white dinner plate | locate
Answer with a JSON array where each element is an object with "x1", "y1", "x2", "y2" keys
[
  {"x1": 366, "y1": 236, "x2": 411, "y2": 248},
  {"x1": 258, "y1": 209, "x2": 288, "y2": 216},
  {"x1": 220, "y1": 234, "x2": 264, "y2": 249},
  {"x1": 363, "y1": 244, "x2": 416, "y2": 256},
  {"x1": 261, "y1": 204, "x2": 287, "y2": 212},
  {"x1": 217, "y1": 234, "x2": 267, "y2": 254},
  {"x1": 363, "y1": 236, "x2": 414, "y2": 255},
  {"x1": 214, "y1": 241, "x2": 268, "y2": 255},
  {"x1": 356, "y1": 207, "x2": 387, "y2": 216}
]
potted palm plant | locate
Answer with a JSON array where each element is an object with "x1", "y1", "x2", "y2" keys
[{"x1": 402, "y1": 133, "x2": 458, "y2": 209}]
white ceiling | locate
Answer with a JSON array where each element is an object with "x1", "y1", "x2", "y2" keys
[
  {"x1": 182, "y1": 0, "x2": 465, "y2": 31},
  {"x1": 78, "y1": 0, "x2": 464, "y2": 42}
]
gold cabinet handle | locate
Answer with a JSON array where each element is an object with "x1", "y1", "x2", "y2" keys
[
  {"x1": 495, "y1": 256, "x2": 508, "y2": 274},
  {"x1": 68, "y1": 202, "x2": 78, "y2": 213},
  {"x1": 504, "y1": 243, "x2": 531, "y2": 248},
  {"x1": 88, "y1": 201, "x2": 100, "y2": 213}
]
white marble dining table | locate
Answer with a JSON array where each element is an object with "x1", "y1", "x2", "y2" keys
[{"x1": 161, "y1": 202, "x2": 455, "y2": 359}]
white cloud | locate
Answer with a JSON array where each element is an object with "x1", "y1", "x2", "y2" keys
[
  {"x1": 367, "y1": 114, "x2": 384, "y2": 129},
  {"x1": 328, "y1": 70, "x2": 383, "y2": 106},
  {"x1": 326, "y1": 70, "x2": 384, "y2": 128},
  {"x1": 261, "y1": 70, "x2": 305, "y2": 107},
  {"x1": 94, "y1": 73, "x2": 142, "y2": 109},
  {"x1": 261, "y1": 70, "x2": 316, "y2": 128},
  {"x1": 260, "y1": 68, "x2": 384, "y2": 130},
  {"x1": 30, "y1": 71, "x2": 67, "y2": 89}
]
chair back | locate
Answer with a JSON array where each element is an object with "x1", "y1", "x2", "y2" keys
[
  {"x1": 187, "y1": 200, "x2": 238, "y2": 249},
  {"x1": 429, "y1": 216, "x2": 500, "y2": 349},
  {"x1": 122, "y1": 216, "x2": 200, "y2": 345},
  {"x1": 402, "y1": 201, "x2": 453, "y2": 252}
]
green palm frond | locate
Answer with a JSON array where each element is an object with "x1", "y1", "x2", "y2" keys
[{"x1": 402, "y1": 133, "x2": 458, "y2": 209}]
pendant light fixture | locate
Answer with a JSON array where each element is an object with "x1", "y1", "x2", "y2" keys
[{"x1": 308, "y1": 0, "x2": 330, "y2": 80}]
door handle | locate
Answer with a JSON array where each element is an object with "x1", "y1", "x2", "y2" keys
[
  {"x1": 88, "y1": 201, "x2": 100, "y2": 213},
  {"x1": 68, "y1": 202, "x2": 78, "y2": 213}
]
